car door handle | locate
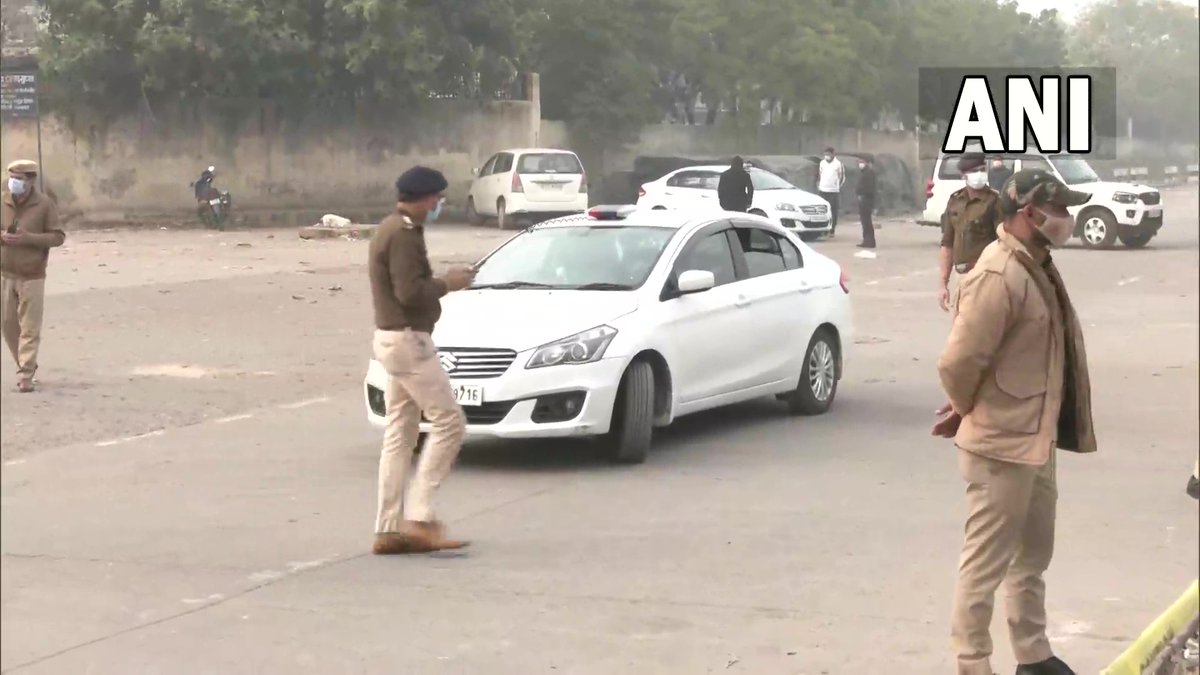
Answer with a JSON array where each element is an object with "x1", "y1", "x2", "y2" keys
[{"x1": 735, "y1": 295, "x2": 751, "y2": 308}]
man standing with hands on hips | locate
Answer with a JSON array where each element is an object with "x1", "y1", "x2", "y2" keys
[
  {"x1": 934, "y1": 169, "x2": 1096, "y2": 675},
  {"x1": 938, "y1": 153, "x2": 1000, "y2": 312},
  {"x1": 2, "y1": 159, "x2": 65, "y2": 394},
  {"x1": 369, "y1": 166, "x2": 476, "y2": 555}
]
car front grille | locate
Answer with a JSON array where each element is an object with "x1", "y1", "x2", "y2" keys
[
  {"x1": 801, "y1": 205, "x2": 828, "y2": 216},
  {"x1": 1139, "y1": 192, "x2": 1160, "y2": 206},
  {"x1": 421, "y1": 401, "x2": 518, "y2": 426},
  {"x1": 437, "y1": 347, "x2": 517, "y2": 379}
]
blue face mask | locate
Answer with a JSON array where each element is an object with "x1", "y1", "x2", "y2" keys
[{"x1": 428, "y1": 198, "x2": 445, "y2": 223}]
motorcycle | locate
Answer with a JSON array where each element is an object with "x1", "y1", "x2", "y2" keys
[{"x1": 190, "y1": 166, "x2": 233, "y2": 230}]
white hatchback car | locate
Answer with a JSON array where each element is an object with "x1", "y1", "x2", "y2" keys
[
  {"x1": 466, "y1": 148, "x2": 589, "y2": 230},
  {"x1": 637, "y1": 166, "x2": 833, "y2": 240},
  {"x1": 364, "y1": 206, "x2": 853, "y2": 463}
]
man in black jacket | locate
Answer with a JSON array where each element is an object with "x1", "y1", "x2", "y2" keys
[
  {"x1": 856, "y1": 156, "x2": 877, "y2": 249},
  {"x1": 718, "y1": 156, "x2": 754, "y2": 212}
]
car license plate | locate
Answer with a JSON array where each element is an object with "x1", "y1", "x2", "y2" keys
[
  {"x1": 451, "y1": 383, "x2": 483, "y2": 407},
  {"x1": 543, "y1": 183, "x2": 563, "y2": 191},
  {"x1": 1146, "y1": 207, "x2": 1162, "y2": 217}
]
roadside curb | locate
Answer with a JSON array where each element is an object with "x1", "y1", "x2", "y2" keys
[{"x1": 1103, "y1": 579, "x2": 1199, "y2": 675}]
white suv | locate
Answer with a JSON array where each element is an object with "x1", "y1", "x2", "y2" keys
[
  {"x1": 466, "y1": 148, "x2": 589, "y2": 229},
  {"x1": 363, "y1": 206, "x2": 852, "y2": 464},
  {"x1": 637, "y1": 166, "x2": 833, "y2": 240},
  {"x1": 921, "y1": 152, "x2": 1164, "y2": 249}
]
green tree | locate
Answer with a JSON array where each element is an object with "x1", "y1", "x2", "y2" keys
[{"x1": 1069, "y1": 0, "x2": 1200, "y2": 140}]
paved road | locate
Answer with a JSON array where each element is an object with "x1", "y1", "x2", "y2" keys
[{"x1": 3, "y1": 194, "x2": 1198, "y2": 674}]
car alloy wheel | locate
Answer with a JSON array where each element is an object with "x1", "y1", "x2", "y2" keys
[{"x1": 808, "y1": 341, "x2": 836, "y2": 403}]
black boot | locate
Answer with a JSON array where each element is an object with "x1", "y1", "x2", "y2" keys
[{"x1": 1015, "y1": 656, "x2": 1075, "y2": 675}]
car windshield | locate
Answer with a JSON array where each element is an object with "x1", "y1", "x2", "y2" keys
[
  {"x1": 472, "y1": 225, "x2": 675, "y2": 290},
  {"x1": 1049, "y1": 156, "x2": 1100, "y2": 185},
  {"x1": 517, "y1": 153, "x2": 583, "y2": 174},
  {"x1": 749, "y1": 169, "x2": 794, "y2": 190}
]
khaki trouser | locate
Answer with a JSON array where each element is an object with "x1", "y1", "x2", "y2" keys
[
  {"x1": 952, "y1": 448, "x2": 1057, "y2": 675},
  {"x1": 373, "y1": 329, "x2": 466, "y2": 533},
  {"x1": 1, "y1": 276, "x2": 45, "y2": 378}
]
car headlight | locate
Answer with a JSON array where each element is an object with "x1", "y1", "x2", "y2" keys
[
  {"x1": 1112, "y1": 191, "x2": 1137, "y2": 204},
  {"x1": 775, "y1": 202, "x2": 797, "y2": 212},
  {"x1": 526, "y1": 326, "x2": 618, "y2": 369}
]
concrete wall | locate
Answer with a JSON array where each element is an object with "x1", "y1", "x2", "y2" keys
[{"x1": 1, "y1": 96, "x2": 541, "y2": 223}]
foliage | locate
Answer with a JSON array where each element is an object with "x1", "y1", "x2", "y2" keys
[
  {"x1": 32, "y1": 0, "x2": 1200, "y2": 144},
  {"x1": 1069, "y1": 0, "x2": 1200, "y2": 140}
]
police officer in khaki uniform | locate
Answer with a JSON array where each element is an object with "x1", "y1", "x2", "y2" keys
[
  {"x1": 938, "y1": 154, "x2": 1001, "y2": 312},
  {"x1": 368, "y1": 166, "x2": 477, "y2": 555},
  {"x1": 934, "y1": 169, "x2": 1097, "y2": 675},
  {"x1": 1, "y1": 160, "x2": 65, "y2": 393}
]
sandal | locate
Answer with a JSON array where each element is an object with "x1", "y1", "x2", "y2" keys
[{"x1": 16, "y1": 378, "x2": 34, "y2": 393}]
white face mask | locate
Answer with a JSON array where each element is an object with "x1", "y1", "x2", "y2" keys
[
  {"x1": 8, "y1": 177, "x2": 28, "y2": 196},
  {"x1": 1035, "y1": 208, "x2": 1074, "y2": 247},
  {"x1": 964, "y1": 171, "x2": 988, "y2": 190}
]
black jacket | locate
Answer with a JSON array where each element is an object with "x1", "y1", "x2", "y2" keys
[
  {"x1": 718, "y1": 168, "x2": 753, "y2": 211},
  {"x1": 856, "y1": 166, "x2": 877, "y2": 200}
]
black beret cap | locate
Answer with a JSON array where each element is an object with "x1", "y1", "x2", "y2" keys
[
  {"x1": 395, "y1": 166, "x2": 448, "y2": 201},
  {"x1": 957, "y1": 153, "x2": 986, "y2": 173}
]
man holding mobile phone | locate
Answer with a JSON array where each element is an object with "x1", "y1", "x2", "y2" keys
[
  {"x1": 2, "y1": 160, "x2": 65, "y2": 393},
  {"x1": 368, "y1": 165, "x2": 477, "y2": 555}
]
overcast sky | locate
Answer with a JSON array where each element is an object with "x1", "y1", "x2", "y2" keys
[{"x1": 1016, "y1": 0, "x2": 1199, "y2": 21}]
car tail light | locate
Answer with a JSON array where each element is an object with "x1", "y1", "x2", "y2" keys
[
  {"x1": 512, "y1": 172, "x2": 524, "y2": 193},
  {"x1": 925, "y1": 179, "x2": 934, "y2": 200},
  {"x1": 579, "y1": 171, "x2": 588, "y2": 194},
  {"x1": 839, "y1": 267, "x2": 850, "y2": 294},
  {"x1": 638, "y1": 185, "x2": 646, "y2": 198}
]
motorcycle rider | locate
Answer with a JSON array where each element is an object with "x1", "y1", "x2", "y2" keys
[{"x1": 194, "y1": 166, "x2": 216, "y2": 203}]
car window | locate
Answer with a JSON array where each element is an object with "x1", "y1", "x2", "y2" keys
[
  {"x1": 494, "y1": 153, "x2": 514, "y2": 174},
  {"x1": 517, "y1": 153, "x2": 582, "y2": 174},
  {"x1": 734, "y1": 227, "x2": 787, "y2": 278},
  {"x1": 748, "y1": 169, "x2": 795, "y2": 190},
  {"x1": 1019, "y1": 156, "x2": 1052, "y2": 173},
  {"x1": 937, "y1": 158, "x2": 965, "y2": 179},
  {"x1": 779, "y1": 235, "x2": 803, "y2": 269},
  {"x1": 667, "y1": 170, "x2": 720, "y2": 190},
  {"x1": 677, "y1": 230, "x2": 737, "y2": 286},
  {"x1": 480, "y1": 155, "x2": 498, "y2": 176},
  {"x1": 473, "y1": 226, "x2": 675, "y2": 289}
]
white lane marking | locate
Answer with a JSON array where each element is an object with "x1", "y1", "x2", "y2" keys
[
  {"x1": 1117, "y1": 276, "x2": 1142, "y2": 286},
  {"x1": 216, "y1": 413, "x2": 254, "y2": 424},
  {"x1": 95, "y1": 429, "x2": 165, "y2": 447},
  {"x1": 4, "y1": 459, "x2": 27, "y2": 466},
  {"x1": 278, "y1": 396, "x2": 330, "y2": 410},
  {"x1": 181, "y1": 594, "x2": 224, "y2": 605},
  {"x1": 249, "y1": 570, "x2": 285, "y2": 583}
]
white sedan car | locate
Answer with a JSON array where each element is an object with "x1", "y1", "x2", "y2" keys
[
  {"x1": 364, "y1": 206, "x2": 853, "y2": 463},
  {"x1": 637, "y1": 166, "x2": 833, "y2": 240}
]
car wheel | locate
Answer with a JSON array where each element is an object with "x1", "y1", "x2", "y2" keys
[
  {"x1": 1118, "y1": 231, "x2": 1154, "y2": 249},
  {"x1": 415, "y1": 432, "x2": 427, "y2": 455},
  {"x1": 1079, "y1": 209, "x2": 1117, "y2": 249},
  {"x1": 603, "y1": 360, "x2": 655, "y2": 464},
  {"x1": 466, "y1": 198, "x2": 483, "y2": 226},
  {"x1": 496, "y1": 198, "x2": 509, "y2": 230},
  {"x1": 652, "y1": 205, "x2": 667, "y2": 210},
  {"x1": 785, "y1": 329, "x2": 839, "y2": 416}
]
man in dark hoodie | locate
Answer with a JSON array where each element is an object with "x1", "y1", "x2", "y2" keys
[
  {"x1": 856, "y1": 155, "x2": 878, "y2": 249},
  {"x1": 718, "y1": 156, "x2": 754, "y2": 212}
]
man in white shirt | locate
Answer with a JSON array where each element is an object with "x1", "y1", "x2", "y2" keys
[{"x1": 817, "y1": 147, "x2": 845, "y2": 235}]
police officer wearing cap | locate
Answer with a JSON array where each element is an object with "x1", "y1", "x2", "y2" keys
[
  {"x1": 934, "y1": 168, "x2": 1097, "y2": 675},
  {"x1": 938, "y1": 153, "x2": 1001, "y2": 312},
  {"x1": 368, "y1": 166, "x2": 476, "y2": 555},
  {"x1": 1, "y1": 159, "x2": 65, "y2": 393}
]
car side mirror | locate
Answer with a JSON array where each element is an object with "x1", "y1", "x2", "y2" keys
[{"x1": 677, "y1": 269, "x2": 716, "y2": 294}]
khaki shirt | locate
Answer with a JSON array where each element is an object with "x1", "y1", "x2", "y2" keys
[
  {"x1": 937, "y1": 228, "x2": 1066, "y2": 465},
  {"x1": 939, "y1": 187, "x2": 1000, "y2": 270},
  {"x1": 368, "y1": 212, "x2": 447, "y2": 333},
  {"x1": 1, "y1": 189, "x2": 65, "y2": 280}
]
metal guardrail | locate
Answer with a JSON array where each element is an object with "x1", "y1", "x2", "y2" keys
[{"x1": 1103, "y1": 580, "x2": 1199, "y2": 675}]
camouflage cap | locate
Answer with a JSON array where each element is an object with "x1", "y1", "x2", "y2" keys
[{"x1": 998, "y1": 168, "x2": 1091, "y2": 215}]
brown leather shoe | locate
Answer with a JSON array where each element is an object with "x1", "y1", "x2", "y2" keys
[
  {"x1": 372, "y1": 532, "x2": 418, "y2": 555},
  {"x1": 404, "y1": 520, "x2": 469, "y2": 552}
]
